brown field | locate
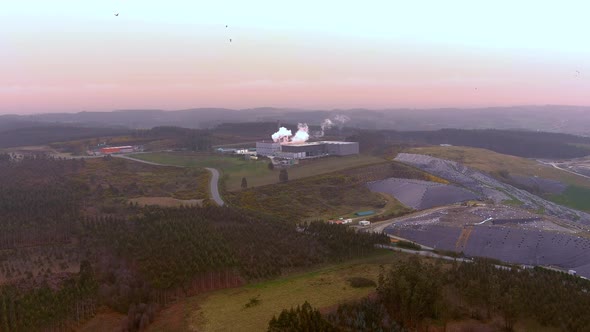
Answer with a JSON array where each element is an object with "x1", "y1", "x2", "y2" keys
[
  {"x1": 77, "y1": 309, "x2": 125, "y2": 332},
  {"x1": 78, "y1": 158, "x2": 210, "y2": 201}
]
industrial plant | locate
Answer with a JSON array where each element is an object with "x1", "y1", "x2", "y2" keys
[
  {"x1": 252, "y1": 120, "x2": 359, "y2": 160},
  {"x1": 256, "y1": 140, "x2": 359, "y2": 159}
]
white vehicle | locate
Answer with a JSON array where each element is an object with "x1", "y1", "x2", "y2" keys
[
  {"x1": 342, "y1": 218, "x2": 353, "y2": 224},
  {"x1": 359, "y1": 220, "x2": 371, "y2": 226}
]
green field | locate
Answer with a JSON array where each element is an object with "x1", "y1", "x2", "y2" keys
[
  {"x1": 550, "y1": 185, "x2": 590, "y2": 212},
  {"x1": 146, "y1": 251, "x2": 403, "y2": 332},
  {"x1": 226, "y1": 168, "x2": 414, "y2": 221},
  {"x1": 132, "y1": 152, "x2": 386, "y2": 191}
]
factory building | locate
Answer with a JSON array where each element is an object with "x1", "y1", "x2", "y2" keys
[
  {"x1": 281, "y1": 141, "x2": 359, "y2": 157},
  {"x1": 256, "y1": 141, "x2": 359, "y2": 158},
  {"x1": 256, "y1": 142, "x2": 282, "y2": 156}
]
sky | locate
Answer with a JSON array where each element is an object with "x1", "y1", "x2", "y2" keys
[{"x1": 1, "y1": 0, "x2": 589, "y2": 114}]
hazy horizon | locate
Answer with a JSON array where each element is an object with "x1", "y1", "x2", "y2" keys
[
  {"x1": 4, "y1": 104, "x2": 590, "y2": 117},
  {"x1": 2, "y1": 0, "x2": 589, "y2": 114}
]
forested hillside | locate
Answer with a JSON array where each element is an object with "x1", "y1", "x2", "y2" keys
[
  {"x1": 0, "y1": 155, "x2": 388, "y2": 331},
  {"x1": 351, "y1": 129, "x2": 590, "y2": 159}
]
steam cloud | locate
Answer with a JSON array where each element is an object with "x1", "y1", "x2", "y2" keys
[
  {"x1": 317, "y1": 115, "x2": 350, "y2": 137},
  {"x1": 271, "y1": 127, "x2": 293, "y2": 143},
  {"x1": 334, "y1": 115, "x2": 351, "y2": 126},
  {"x1": 291, "y1": 123, "x2": 310, "y2": 143},
  {"x1": 271, "y1": 115, "x2": 350, "y2": 143},
  {"x1": 271, "y1": 123, "x2": 309, "y2": 144}
]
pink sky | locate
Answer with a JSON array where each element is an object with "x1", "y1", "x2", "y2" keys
[{"x1": 2, "y1": 1, "x2": 589, "y2": 114}]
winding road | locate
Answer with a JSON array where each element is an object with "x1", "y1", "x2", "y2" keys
[
  {"x1": 537, "y1": 159, "x2": 590, "y2": 180},
  {"x1": 204, "y1": 167, "x2": 224, "y2": 206},
  {"x1": 114, "y1": 154, "x2": 225, "y2": 206}
]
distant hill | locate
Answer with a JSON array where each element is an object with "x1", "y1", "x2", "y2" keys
[
  {"x1": 0, "y1": 126, "x2": 131, "y2": 148},
  {"x1": 347, "y1": 128, "x2": 590, "y2": 159},
  {"x1": 2, "y1": 105, "x2": 590, "y2": 135}
]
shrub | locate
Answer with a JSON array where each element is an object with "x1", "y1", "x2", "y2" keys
[{"x1": 347, "y1": 277, "x2": 377, "y2": 288}]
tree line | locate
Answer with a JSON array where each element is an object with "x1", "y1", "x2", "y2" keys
[
  {"x1": 269, "y1": 257, "x2": 590, "y2": 331},
  {"x1": 349, "y1": 128, "x2": 590, "y2": 159}
]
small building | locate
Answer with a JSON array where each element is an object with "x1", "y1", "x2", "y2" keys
[
  {"x1": 359, "y1": 220, "x2": 371, "y2": 226},
  {"x1": 355, "y1": 210, "x2": 375, "y2": 217},
  {"x1": 100, "y1": 146, "x2": 134, "y2": 154}
]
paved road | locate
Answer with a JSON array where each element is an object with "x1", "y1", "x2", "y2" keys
[
  {"x1": 205, "y1": 167, "x2": 224, "y2": 206},
  {"x1": 113, "y1": 154, "x2": 225, "y2": 206},
  {"x1": 114, "y1": 154, "x2": 182, "y2": 167},
  {"x1": 377, "y1": 245, "x2": 472, "y2": 262},
  {"x1": 537, "y1": 159, "x2": 590, "y2": 180},
  {"x1": 365, "y1": 205, "x2": 454, "y2": 234}
]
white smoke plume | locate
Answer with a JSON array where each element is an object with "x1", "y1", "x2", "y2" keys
[
  {"x1": 291, "y1": 123, "x2": 310, "y2": 143},
  {"x1": 334, "y1": 115, "x2": 351, "y2": 128},
  {"x1": 316, "y1": 119, "x2": 334, "y2": 137},
  {"x1": 316, "y1": 115, "x2": 350, "y2": 137},
  {"x1": 271, "y1": 124, "x2": 310, "y2": 144},
  {"x1": 271, "y1": 127, "x2": 293, "y2": 143},
  {"x1": 322, "y1": 119, "x2": 333, "y2": 131}
]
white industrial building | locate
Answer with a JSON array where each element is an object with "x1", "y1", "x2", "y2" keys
[
  {"x1": 256, "y1": 142, "x2": 282, "y2": 156},
  {"x1": 256, "y1": 141, "x2": 359, "y2": 158}
]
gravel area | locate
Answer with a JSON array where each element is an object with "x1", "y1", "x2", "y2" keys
[{"x1": 367, "y1": 178, "x2": 478, "y2": 209}]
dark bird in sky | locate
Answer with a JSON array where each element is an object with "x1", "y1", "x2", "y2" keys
[
  {"x1": 229, "y1": 38, "x2": 232, "y2": 42},
  {"x1": 226, "y1": 25, "x2": 228, "y2": 28},
  {"x1": 114, "y1": 13, "x2": 119, "y2": 17}
]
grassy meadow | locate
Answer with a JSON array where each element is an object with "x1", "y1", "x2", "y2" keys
[
  {"x1": 132, "y1": 152, "x2": 386, "y2": 191},
  {"x1": 145, "y1": 251, "x2": 403, "y2": 332}
]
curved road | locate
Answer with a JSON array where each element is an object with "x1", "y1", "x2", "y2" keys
[
  {"x1": 205, "y1": 167, "x2": 224, "y2": 206},
  {"x1": 537, "y1": 159, "x2": 590, "y2": 180},
  {"x1": 114, "y1": 155, "x2": 225, "y2": 206}
]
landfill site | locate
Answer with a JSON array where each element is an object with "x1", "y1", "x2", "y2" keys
[
  {"x1": 383, "y1": 205, "x2": 590, "y2": 278},
  {"x1": 361, "y1": 153, "x2": 590, "y2": 278},
  {"x1": 393, "y1": 153, "x2": 590, "y2": 225}
]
